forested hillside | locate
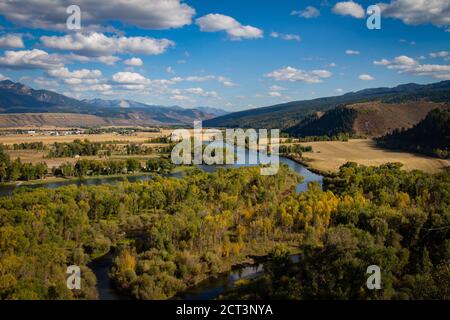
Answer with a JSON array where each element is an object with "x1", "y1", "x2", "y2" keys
[
  {"x1": 204, "y1": 81, "x2": 450, "y2": 130},
  {"x1": 377, "y1": 108, "x2": 450, "y2": 159}
]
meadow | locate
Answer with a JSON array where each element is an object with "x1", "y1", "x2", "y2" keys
[{"x1": 299, "y1": 139, "x2": 449, "y2": 173}]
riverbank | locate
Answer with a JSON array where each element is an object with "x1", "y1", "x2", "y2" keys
[
  {"x1": 0, "y1": 172, "x2": 156, "y2": 187},
  {"x1": 282, "y1": 153, "x2": 332, "y2": 177}
]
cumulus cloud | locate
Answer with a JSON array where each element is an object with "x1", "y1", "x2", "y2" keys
[
  {"x1": 124, "y1": 57, "x2": 144, "y2": 66},
  {"x1": 359, "y1": 74, "x2": 375, "y2": 81},
  {"x1": 183, "y1": 87, "x2": 218, "y2": 98},
  {"x1": 430, "y1": 51, "x2": 449, "y2": 59},
  {"x1": 374, "y1": 54, "x2": 450, "y2": 80},
  {"x1": 379, "y1": 0, "x2": 450, "y2": 26},
  {"x1": 346, "y1": 49, "x2": 360, "y2": 55},
  {"x1": 332, "y1": 1, "x2": 365, "y2": 19},
  {"x1": 196, "y1": 14, "x2": 263, "y2": 40},
  {"x1": 0, "y1": 0, "x2": 195, "y2": 30},
  {"x1": 41, "y1": 32, "x2": 174, "y2": 56},
  {"x1": 269, "y1": 91, "x2": 282, "y2": 97},
  {"x1": 33, "y1": 77, "x2": 59, "y2": 88},
  {"x1": 270, "y1": 32, "x2": 301, "y2": 41},
  {"x1": 265, "y1": 66, "x2": 332, "y2": 84},
  {"x1": 291, "y1": 6, "x2": 320, "y2": 19},
  {"x1": 68, "y1": 54, "x2": 120, "y2": 66},
  {"x1": 217, "y1": 76, "x2": 236, "y2": 87},
  {"x1": 0, "y1": 34, "x2": 24, "y2": 48},
  {"x1": 0, "y1": 49, "x2": 64, "y2": 69},
  {"x1": 112, "y1": 71, "x2": 150, "y2": 84},
  {"x1": 47, "y1": 67, "x2": 102, "y2": 84}
]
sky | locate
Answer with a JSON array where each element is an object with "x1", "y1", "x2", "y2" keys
[{"x1": 0, "y1": 0, "x2": 449, "y2": 112}]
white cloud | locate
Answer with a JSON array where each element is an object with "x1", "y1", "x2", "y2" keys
[
  {"x1": 166, "y1": 66, "x2": 175, "y2": 74},
  {"x1": 217, "y1": 76, "x2": 236, "y2": 87},
  {"x1": 0, "y1": 0, "x2": 195, "y2": 30},
  {"x1": 265, "y1": 66, "x2": 332, "y2": 84},
  {"x1": 336, "y1": 88, "x2": 344, "y2": 93},
  {"x1": 0, "y1": 74, "x2": 9, "y2": 81},
  {"x1": 379, "y1": 0, "x2": 450, "y2": 26},
  {"x1": 47, "y1": 67, "x2": 102, "y2": 79},
  {"x1": 0, "y1": 34, "x2": 24, "y2": 48},
  {"x1": 112, "y1": 71, "x2": 150, "y2": 84},
  {"x1": 196, "y1": 14, "x2": 263, "y2": 40},
  {"x1": 47, "y1": 67, "x2": 102, "y2": 85},
  {"x1": 0, "y1": 49, "x2": 64, "y2": 69},
  {"x1": 270, "y1": 85, "x2": 286, "y2": 91},
  {"x1": 270, "y1": 32, "x2": 301, "y2": 41},
  {"x1": 183, "y1": 75, "x2": 215, "y2": 82},
  {"x1": 124, "y1": 57, "x2": 144, "y2": 66},
  {"x1": 291, "y1": 6, "x2": 320, "y2": 19},
  {"x1": 184, "y1": 87, "x2": 218, "y2": 97},
  {"x1": 269, "y1": 91, "x2": 282, "y2": 97},
  {"x1": 373, "y1": 58, "x2": 391, "y2": 66},
  {"x1": 430, "y1": 51, "x2": 449, "y2": 59},
  {"x1": 69, "y1": 54, "x2": 120, "y2": 65},
  {"x1": 373, "y1": 54, "x2": 450, "y2": 79},
  {"x1": 33, "y1": 77, "x2": 59, "y2": 88},
  {"x1": 41, "y1": 32, "x2": 174, "y2": 56},
  {"x1": 359, "y1": 74, "x2": 375, "y2": 81},
  {"x1": 333, "y1": 1, "x2": 365, "y2": 19},
  {"x1": 346, "y1": 49, "x2": 360, "y2": 55}
]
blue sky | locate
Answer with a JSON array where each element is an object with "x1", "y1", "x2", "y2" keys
[{"x1": 0, "y1": 0, "x2": 449, "y2": 111}]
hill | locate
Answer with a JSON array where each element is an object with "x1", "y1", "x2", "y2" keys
[
  {"x1": 376, "y1": 108, "x2": 450, "y2": 159},
  {"x1": 204, "y1": 81, "x2": 450, "y2": 130},
  {"x1": 285, "y1": 100, "x2": 448, "y2": 138},
  {"x1": 0, "y1": 80, "x2": 222, "y2": 127}
]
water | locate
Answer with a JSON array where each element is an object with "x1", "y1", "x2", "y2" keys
[
  {"x1": 0, "y1": 174, "x2": 153, "y2": 197},
  {"x1": 177, "y1": 255, "x2": 300, "y2": 300}
]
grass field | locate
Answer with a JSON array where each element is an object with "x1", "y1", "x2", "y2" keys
[
  {"x1": 0, "y1": 129, "x2": 175, "y2": 145},
  {"x1": 300, "y1": 139, "x2": 449, "y2": 173}
]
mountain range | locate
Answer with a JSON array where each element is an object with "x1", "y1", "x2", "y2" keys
[{"x1": 0, "y1": 80, "x2": 228, "y2": 127}]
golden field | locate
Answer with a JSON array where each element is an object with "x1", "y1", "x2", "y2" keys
[{"x1": 300, "y1": 139, "x2": 449, "y2": 174}]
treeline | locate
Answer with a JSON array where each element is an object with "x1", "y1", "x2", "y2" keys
[
  {"x1": 48, "y1": 139, "x2": 103, "y2": 158},
  {"x1": 52, "y1": 157, "x2": 174, "y2": 178},
  {"x1": 12, "y1": 142, "x2": 46, "y2": 151},
  {"x1": 279, "y1": 144, "x2": 313, "y2": 154},
  {"x1": 0, "y1": 145, "x2": 47, "y2": 182},
  {"x1": 377, "y1": 108, "x2": 450, "y2": 159},
  {"x1": 222, "y1": 162, "x2": 450, "y2": 300}
]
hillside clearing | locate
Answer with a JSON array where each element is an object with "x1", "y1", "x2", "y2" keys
[{"x1": 300, "y1": 139, "x2": 449, "y2": 173}]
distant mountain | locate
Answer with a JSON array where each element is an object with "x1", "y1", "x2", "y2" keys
[
  {"x1": 204, "y1": 81, "x2": 450, "y2": 130},
  {"x1": 0, "y1": 80, "x2": 217, "y2": 127},
  {"x1": 0, "y1": 80, "x2": 93, "y2": 113},
  {"x1": 195, "y1": 106, "x2": 229, "y2": 117}
]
